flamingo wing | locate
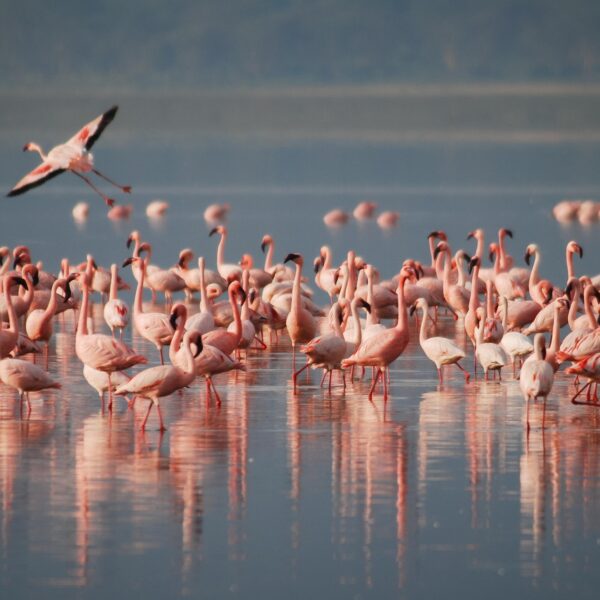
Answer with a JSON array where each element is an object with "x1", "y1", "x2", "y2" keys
[
  {"x1": 67, "y1": 105, "x2": 118, "y2": 151},
  {"x1": 7, "y1": 162, "x2": 65, "y2": 197}
]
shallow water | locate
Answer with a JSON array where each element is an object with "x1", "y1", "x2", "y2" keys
[{"x1": 0, "y1": 93, "x2": 600, "y2": 598}]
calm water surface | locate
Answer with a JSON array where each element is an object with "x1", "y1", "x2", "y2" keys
[{"x1": 0, "y1": 94, "x2": 600, "y2": 598}]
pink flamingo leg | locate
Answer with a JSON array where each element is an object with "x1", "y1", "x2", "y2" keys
[
  {"x1": 72, "y1": 171, "x2": 115, "y2": 206},
  {"x1": 368, "y1": 368, "x2": 382, "y2": 401},
  {"x1": 140, "y1": 401, "x2": 153, "y2": 431},
  {"x1": 455, "y1": 362, "x2": 471, "y2": 383},
  {"x1": 91, "y1": 168, "x2": 131, "y2": 193},
  {"x1": 156, "y1": 404, "x2": 167, "y2": 432}
]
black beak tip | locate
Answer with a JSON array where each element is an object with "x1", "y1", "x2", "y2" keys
[
  {"x1": 505, "y1": 229, "x2": 513, "y2": 238},
  {"x1": 209, "y1": 228, "x2": 218, "y2": 237},
  {"x1": 261, "y1": 242, "x2": 267, "y2": 254}
]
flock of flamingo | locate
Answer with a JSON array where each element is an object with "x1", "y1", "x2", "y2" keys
[{"x1": 2, "y1": 106, "x2": 600, "y2": 434}]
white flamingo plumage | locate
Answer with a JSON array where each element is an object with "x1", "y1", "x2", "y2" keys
[{"x1": 520, "y1": 334, "x2": 554, "y2": 430}]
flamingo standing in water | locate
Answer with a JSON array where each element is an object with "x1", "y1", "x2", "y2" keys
[
  {"x1": 284, "y1": 253, "x2": 317, "y2": 368},
  {"x1": 520, "y1": 334, "x2": 554, "y2": 430},
  {"x1": 116, "y1": 315, "x2": 201, "y2": 432},
  {"x1": 7, "y1": 106, "x2": 130, "y2": 206},
  {"x1": 75, "y1": 271, "x2": 147, "y2": 409},
  {"x1": 103, "y1": 264, "x2": 129, "y2": 338},
  {"x1": 342, "y1": 266, "x2": 414, "y2": 401}
]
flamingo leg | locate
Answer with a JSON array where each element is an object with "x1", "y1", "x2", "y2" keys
[
  {"x1": 320, "y1": 370, "x2": 327, "y2": 387},
  {"x1": 107, "y1": 372, "x2": 113, "y2": 411},
  {"x1": 72, "y1": 171, "x2": 115, "y2": 207},
  {"x1": 253, "y1": 335, "x2": 267, "y2": 349},
  {"x1": 140, "y1": 401, "x2": 153, "y2": 431},
  {"x1": 542, "y1": 398, "x2": 547, "y2": 430},
  {"x1": 455, "y1": 361, "x2": 471, "y2": 383},
  {"x1": 571, "y1": 381, "x2": 592, "y2": 404},
  {"x1": 383, "y1": 370, "x2": 389, "y2": 401},
  {"x1": 156, "y1": 403, "x2": 167, "y2": 432},
  {"x1": 328, "y1": 370, "x2": 333, "y2": 394},
  {"x1": 92, "y1": 168, "x2": 131, "y2": 193},
  {"x1": 368, "y1": 368, "x2": 382, "y2": 401},
  {"x1": 342, "y1": 370, "x2": 346, "y2": 390},
  {"x1": 293, "y1": 362, "x2": 310, "y2": 389},
  {"x1": 210, "y1": 380, "x2": 222, "y2": 405},
  {"x1": 526, "y1": 396, "x2": 530, "y2": 433}
]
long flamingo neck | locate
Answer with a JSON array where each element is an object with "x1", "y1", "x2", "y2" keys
[
  {"x1": 29, "y1": 143, "x2": 46, "y2": 160},
  {"x1": 134, "y1": 262, "x2": 145, "y2": 314},
  {"x1": 230, "y1": 289, "x2": 242, "y2": 344},
  {"x1": 4, "y1": 279, "x2": 18, "y2": 334},
  {"x1": 492, "y1": 248, "x2": 502, "y2": 276},
  {"x1": 456, "y1": 256, "x2": 466, "y2": 287},
  {"x1": 264, "y1": 241, "x2": 274, "y2": 271},
  {"x1": 566, "y1": 248, "x2": 575, "y2": 280},
  {"x1": 323, "y1": 248, "x2": 332, "y2": 270},
  {"x1": 109, "y1": 266, "x2": 118, "y2": 300},
  {"x1": 351, "y1": 302, "x2": 362, "y2": 349},
  {"x1": 396, "y1": 275, "x2": 408, "y2": 331},
  {"x1": 442, "y1": 251, "x2": 452, "y2": 288},
  {"x1": 291, "y1": 262, "x2": 302, "y2": 314},
  {"x1": 199, "y1": 258, "x2": 210, "y2": 313},
  {"x1": 486, "y1": 281, "x2": 494, "y2": 316},
  {"x1": 241, "y1": 272, "x2": 250, "y2": 321},
  {"x1": 529, "y1": 249, "x2": 541, "y2": 287},
  {"x1": 419, "y1": 303, "x2": 430, "y2": 344},
  {"x1": 550, "y1": 305, "x2": 561, "y2": 353},
  {"x1": 567, "y1": 284, "x2": 580, "y2": 329},
  {"x1": 498, "y1": 233, "x2": 508, "y2": 271},
  {"x1": 428, "y1": 237, "x2": 436, "y2": 267},
  {"x1": 217, "y1": 233, "x2": 226, "y2": 269},
  {"x1": 500, "y1": 296, "x2": 508, "y2": 329},
  {"x1": 78, "y1": 282, "x2": 89, "y2": 336},
  {"x1": 469, "y1": 265, "x2": 480, "y2": 311},
  {"x1": 475, "y1": 234, "x2": 484, "y2": 260},
  {"x1": 583, "y1": 286, "x2": 597, "y2": 328},
  {"x1": 44, "y1": 281, "x2": 62, "y2": 322},
  {"x1": 345, "y1": 256, "x2": 356, "y2": 301},
  {"x1": 367, "y1": 269, "x2": 378, "y2": 326}
]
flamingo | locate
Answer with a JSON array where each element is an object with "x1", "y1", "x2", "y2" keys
[
  {"x1": 82, "y1": 365, "x2": 131, "y2": 408},
  {"x1": 377, "y1": 211, "x2": 400, "y2": 228},
  {"x1": 474, "y1": 302, "x2": 508, "y2": 380},
  {"x1": 25, "y1": 276, "x2": 73, "y2": 360},
  {"x1": 566, "y1": 353, "x2": 600, "y2": 405},
  {"x1": 137, "y1": 242, "x2": 185, "y2": 305},
  {"x1": 0, "y1": 275, "x2": 27, "y2": 359},
  {"x1": 498, "y1": 297, "x2": 533, "y2": 376},
  {"x1": 7, "y1": 105, "x2": 130, "y2": 206},
  {"x1": 482, "y1": 279, "x2": 504, "y2": 343},
  {"x1": 284, "y1": 253, "x2": 317, "y2": 368},
  {"x1": 353, "y1": 201, "x2": 378, "y2": 220},
  {"x1": 103, "y1": 264, "x2": 129, "y2": 338},
  {"x1": 185, "y1": 257, "x2": 216, "y2": 335},
  {"x1": 411, "y1": 298, "x2": 469, "y2": 384},
  {"x1": 435, "y1": 241, "x2": 470, "y2": 317},
  {"x1": 342, "y1": 266, "x2": 414, "y2": 401},
  {"x1": 202, "y1": 281, "x2": 246, "y2": 355},
  {"x1": 520, "y1": 334, "x2": 554, "y2": 430},
  {"x1": 294, "y1": 303, "x2": 348, "y2": 392},
  {"x1": 176, "y1": 249, "x2": 226, "y2": 299},
  {"x1": 115, "y1": 325, "x2": 201, "y2": 432},
  {"x1": 565, "y1": 241, "x2": 583, "y2": 281},
  {"x1": 209, "y1": 226, "x2": 242, "y2": 281},
  {"x1": 0, "y1": 358, "x2": 61, "y2": 415},
  {"x1": 123, "y1": 256, "x2": 174, "y2": 365},
  {"x1": 75, "y1": 271, "x2": 146, "y2": 408},
  {"x1": 525, "y1": 244, "x2": 560, "y2": 305}
]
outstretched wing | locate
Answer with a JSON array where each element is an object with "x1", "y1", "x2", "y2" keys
[
  {"x1": 7, "y1": 162, "x2": 65, "y2": 197},
  {"x1": 67, "y1": 105, "x2": 118, "y2": 151}
]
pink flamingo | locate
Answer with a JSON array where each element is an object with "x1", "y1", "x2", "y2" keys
[
  {"x1": 209, "y1": 226, "x2": 242, "y2": 281},
  {"x1": 103, "y1": 264, "x2": 129, "y2": 338},
  {"x1": 116, "y1": 321, "x2": 200, "y2": 431},
  {"x1": 123, "y1": 256, "x2": 174, "y2": 364},
  {"x1": 0, "y1": 358, "x2": 61, "y2": 415},
  {"x1": 342, "y1": 266, "x2": 414, "y2": 401},
  {"x1": 7, "y1": 106, "x2": 130, "y2": 206},
  {"x1": 435, "y1": 241, "x2": 470, "y2": 317},
  {"x1": 202, "y1": 281, "x2": 246, "y2": 355},
  {"x1": 0, "y1": 274, "x2": 26, "y2": 358},
  {"x1": 75, "y1": 271, "x2": 147, "y2": 409},
  {"x1": 284, "y1": 253, "x2": 317, "y2": 368},
  {"x1": 520, "y1": 334, "x2": 554, "y2": 430},
  {"x1": 567, "y1": 353, "x2": 600, "y2": 405}
]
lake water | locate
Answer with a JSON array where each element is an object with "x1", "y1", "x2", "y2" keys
[{"x1": 0, "y1": 89, "x2": 599, "y2": 598}]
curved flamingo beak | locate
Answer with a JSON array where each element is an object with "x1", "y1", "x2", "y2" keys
[
  {"x1": 13, "y1": 276, "x2": 27, "y2": 289},
  {"x1": 575, "y1": 244, "x2": 583, "y2": 258},
  {"x1": 359, "y1": 299, "x2": 371, "y2": 313},
  {"x1": 126, "y1": 236, "x2": 133, "y2": 249},
  {"x1": 433, "y1": 246, "x2": 444, "y2": 260},
  {"x1": 261, "y1": 240, "x2": 268, "y2": 254},
  {"x1": 502, "y1": 229, "x2": 513, "y2": 239},
  {"x1": 237, "y1": 287, "x2": 247, "y2": 305},
  {"x1": 192, "y1": 333, "x2": 203, "y2": 358},
  {"x1": 122, "y1": 257, "x2": 135, "y2": 268},
  {"x1": 466, "y1": 231, "x2": 476, "y2": 240},
  {"x1": 284, "y1": 253, "x2": 300, "y2": 264},
  {"x1": 209, "y1": 228, "x2": 219, "y2": 237},
  {"x1": 524, "y1": 250, "x2": 531, "y2": 266},
  {"x1": 169, "y1": 312, "x2": 179, "y2": 330}
]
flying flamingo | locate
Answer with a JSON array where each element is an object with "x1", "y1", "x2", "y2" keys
[
  {"x1": 520, "y1": 334, "x2": 554, "y2": 430},
  {"x1": 116, "y1": 324, "x2": 201, "y2": 432},
  {"x1": 7, "y1": 105, "x2": 130, "y2": 206},
  {"x1": 411, "y1": 297, "x2": 469, "y2": 384},
  {"x1": 342, "y1": 266, "x2": 414, "y2": 401},
  {"x1": 123, "y1": 256, "x2": 174, "y2": 364},
  {"x1": 103, "y1": 264, "x2": 129, "y2": 338}
]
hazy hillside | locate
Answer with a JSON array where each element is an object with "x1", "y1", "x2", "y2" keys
[{"x1": 1, "y1": 0, "x2": 600, "y2": 89}]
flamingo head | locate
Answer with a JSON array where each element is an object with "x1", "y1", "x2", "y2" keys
[
  {"x1": 126, "y1": 230, "x2": 140, "y2": 250},
  {"x1": 185, "y1": 330, "x2": 204, "y2": 358},
  {"x1": 433, "y1": 241, "x2": 449, "y2": 260},
  {"x1": 283, "y1": 252, "x2": 302, "y2": 266},
  {"x1": 499, "y1": 228, "x2": 513, "y2": 240},
  {"x1": 567, "y1": 240, "x2": 583, "y2": 259},
  {"x1": 357, "y1": 298, "x2": 371, "y2": 313},
  {"x1": 239, "y1": 254, "x2": 253, "y2": 269},
  {"x1": 261, "y1": 234, "x2": 273, "y2": 253},
  {"x1": 313, "y1": 257, "x2": 322, "y2": 273},
  {"x1": 169, "y1": 303, "x2": 187, "y2": 330},
  {"x1": 428, "y1": 230, "x2": 447, "y2": 242},
  {"x1": 209, "y1": 225, "x2": 226, "y2": 237},
  {"x1": 524, "y1": 244, "x2": 537, "y2": 266},
  {"x1": 122, "y1": 256, "x2": 140, "y2": 268},
  {"x1": 469, "y1": 256, "x2": 481, "y2": 274},
  {"x1": 467, "y1": 228, "x2": 483, "y2": 241},
  {"x1": 21, "y1": 264, "x2": 39, "y2": 286},
  {"x1": 538, "y1": 281, "x2": 554, "y2": 305},
  {"x1": 178, "y1": 248, "x2": 194, "y2": 268}
]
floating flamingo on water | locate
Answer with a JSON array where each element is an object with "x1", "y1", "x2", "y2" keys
[{"x1": 7, "y1": 105, "x2": 130, "y2": 206}]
